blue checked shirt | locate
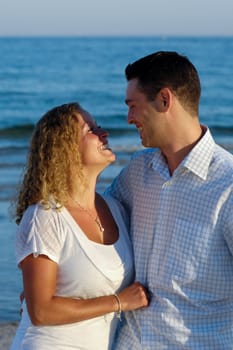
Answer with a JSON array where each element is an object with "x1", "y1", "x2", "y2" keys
[{"x1": 106, "y1": 128, "x2": 233, "y2": 349}]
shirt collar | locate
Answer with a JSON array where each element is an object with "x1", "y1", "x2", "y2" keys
[{"x1": 149, "y1": 127, "x2": 216, "y2": 181}]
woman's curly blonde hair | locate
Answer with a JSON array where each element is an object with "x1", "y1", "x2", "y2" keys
[{"x1": 15, "y1": 102, "x2": 85, "y2": 224}]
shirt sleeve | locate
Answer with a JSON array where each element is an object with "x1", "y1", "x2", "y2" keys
[
  {"x1": 223, "y1": 203, "x2": 233, "y2": 257},
  {"x1": 103, "y1": 193, "x2": 130, "y2": 232},
  {"x1": 15, "y1": 204, "x2": 64, "y2": 266},
  {"x1": 105, "y1": 150, "x2": 146, "y2": 207},
  {"x1": 105, "y1": 163, "x2": 132, "y2": 208}
]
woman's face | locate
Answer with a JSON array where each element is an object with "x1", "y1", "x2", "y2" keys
[{"x1": 77, "y1": 110, "x2": 116, "y2": 170}]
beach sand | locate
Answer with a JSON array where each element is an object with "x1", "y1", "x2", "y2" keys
[{"x1": 0, "y1": 322, "x2": 18, "y2": 350}]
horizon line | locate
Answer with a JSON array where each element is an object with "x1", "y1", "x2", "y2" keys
[{"x1": 0, "y1": 34, "x2": 233, "y2": 38}]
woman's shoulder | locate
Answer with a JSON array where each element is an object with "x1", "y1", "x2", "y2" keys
[
  {"x1": 22, "y1": 202, "x2": 50, "y2": 219},
  {"x1": 16, "y1": 203, "x2": 66, "y2": 264},
  {"x1": 19, "y1": 202, "x2": 63, "y2": 231}
]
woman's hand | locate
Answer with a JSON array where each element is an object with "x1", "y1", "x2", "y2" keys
[{"x1": 117, "y1": 281, "x2": 149, "y2": 311}]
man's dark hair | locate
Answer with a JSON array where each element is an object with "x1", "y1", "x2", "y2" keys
[{"x1": 125, "y1": 51, "x2": 201, "y2": 115}]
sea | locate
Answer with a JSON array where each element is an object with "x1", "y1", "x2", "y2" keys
[{"x1": 0, "y1": 36, "x2": 233, "y2": 322}]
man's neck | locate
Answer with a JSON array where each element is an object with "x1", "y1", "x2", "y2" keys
[{"x1": 162, "y1": 124, "x2": 205, "y2": 175}]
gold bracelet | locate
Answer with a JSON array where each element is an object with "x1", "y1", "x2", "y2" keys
[{"x1": 113, "y1": 293, "x2": 122, "y2": 321}]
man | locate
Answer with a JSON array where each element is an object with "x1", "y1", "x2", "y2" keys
[{"x1": 106, "y1": 51, "x2": 233, "y2": 349}]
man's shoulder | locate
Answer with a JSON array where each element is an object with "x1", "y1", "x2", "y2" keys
[
  {"x1": 215, "y1": 144, "x2": 233, "y2": 166},
  {"x1": 212, "y1": 145, "x2": 233, "y2": 185}
]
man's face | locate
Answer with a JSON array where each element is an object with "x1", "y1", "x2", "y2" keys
[{"x1": 125, "y1": 78, "x2": 164, "y2": 148}]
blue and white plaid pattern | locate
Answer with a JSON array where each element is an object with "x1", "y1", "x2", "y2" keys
[{"x1": 107, "y1": 129, "x2": 233, "y2": 349}]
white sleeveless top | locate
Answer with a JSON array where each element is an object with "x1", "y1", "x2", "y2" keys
[{"x1": 10, "y1": 195, "x2": 134, "y2": 350}]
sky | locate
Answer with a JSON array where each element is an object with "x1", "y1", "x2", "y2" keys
[{"x1": 0, "y1": 0, "x2": 232, "y2": 37}]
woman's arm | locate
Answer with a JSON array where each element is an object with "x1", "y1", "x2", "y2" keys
[{"x1": 21, "y1": 254, "x2": 148, "y2": 326}]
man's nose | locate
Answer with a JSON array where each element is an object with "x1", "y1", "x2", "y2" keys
[{"x1": 127, "y1": 110, "x2": 134, "y2": 124}]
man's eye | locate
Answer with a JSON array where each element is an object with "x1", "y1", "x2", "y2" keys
[{"x1": 87, "y1": 128, "x2": 94, "y2": 133}]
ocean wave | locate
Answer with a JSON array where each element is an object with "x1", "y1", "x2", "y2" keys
[
  {"x1": 1, "y1": 123, "x2": 233, "y2": 157},
  {"x1": 209, "y1": 125, "x2": 233, "y2": 135},
  {"x1": 0, "y1": 123, "x2": 138, "y2": 140},
  {"x1": 0, "y1": 124, "x2": 34, "y2": 139}
]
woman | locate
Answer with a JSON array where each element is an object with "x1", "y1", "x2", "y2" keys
[{"x1": 10, "y1": 102, "x2": 148, "y2": 350}]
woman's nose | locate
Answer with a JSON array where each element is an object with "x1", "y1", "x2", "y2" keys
[{"x1": 97, "y1": 127, "x2": 108, "y2": 140}]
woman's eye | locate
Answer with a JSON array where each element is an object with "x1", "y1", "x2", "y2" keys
[{"x1": 88, "y1": 125, "x2": 101, "y2": 133}]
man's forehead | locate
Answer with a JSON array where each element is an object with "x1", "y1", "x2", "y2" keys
[{"x1": 125, "y1": 84, "x2": 145, "y2": 105}]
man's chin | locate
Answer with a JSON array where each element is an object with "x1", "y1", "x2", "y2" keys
[{"x1": 141, "y1": 138, "x2": 150, "y2": 148}]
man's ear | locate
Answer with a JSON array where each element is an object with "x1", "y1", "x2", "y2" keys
[{"x1": 158, "y1": 87, "x2": 172, "y2": 111}]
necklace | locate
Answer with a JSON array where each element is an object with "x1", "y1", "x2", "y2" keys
[{"x1": 70, "y1": 196, "x2": 105, "y2": 233}]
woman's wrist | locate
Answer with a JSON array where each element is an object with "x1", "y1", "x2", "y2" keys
[{"x1": 113, "y1": 293, "x2": 122, "y2": 321}]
